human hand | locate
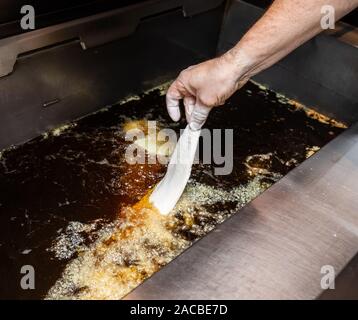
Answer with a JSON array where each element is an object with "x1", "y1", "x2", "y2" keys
[{"x1": 166, "y1": 54, "x2": 249, "y2": 130}]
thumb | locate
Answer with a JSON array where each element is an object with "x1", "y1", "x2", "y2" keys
[{"x1": 189, "y1": 103, "x2": 211, "y2": 131}]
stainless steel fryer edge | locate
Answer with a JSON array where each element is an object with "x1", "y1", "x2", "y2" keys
[{"x1": 125, "y1": 122, "x2": 358, "y2": 300}]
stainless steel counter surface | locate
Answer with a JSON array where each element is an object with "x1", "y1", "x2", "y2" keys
[{"x1": 125, "y1": 123, "x2": 358, "y2": 299}]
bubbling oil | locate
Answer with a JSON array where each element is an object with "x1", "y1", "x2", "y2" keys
[
  {"x1": 46, "y1": 120, "x2": 184, "y2": 299},
  {"x1": 45, "y1": 120, "x2": 272, "y2": 300},
  {"x1": 44, "y1": 83, "x2": 347, "y2": 300},
  {"x1": 46, "y1": 168, "x2": 274, "y2": 300},
  {"x1": 46, "y1": 192, "x2": 185, "y2": 299}
]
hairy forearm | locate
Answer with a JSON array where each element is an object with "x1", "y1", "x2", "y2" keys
[
  {"x1": 166, "y1": 0, "x2": 357, "y2": 122},
  {"x1": 223, "y1": 0, "x2": 358, "y2": 79}
]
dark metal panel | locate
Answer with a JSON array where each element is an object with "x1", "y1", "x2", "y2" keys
[
  {"x1": 125, "y1": 123, "x2": 358, "y2": 300},
  {"x1": 0, "y1": 6, "x2": 224, "y2": 150},
  {"x1": 0, "y1": 0, "x2": 225, "y2": 77},
  {"x1": 218, "y1": 0, "x2": 358, "y2": 125},
  {"x1": 0, "y1": 0, "x2": 225, "y2": 39},
  {"x1": 0, "y1": 1, "x2": 156, "y2": 40}
]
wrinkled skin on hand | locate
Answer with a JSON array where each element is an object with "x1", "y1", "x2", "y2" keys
[{"x1": 166, "y1": 56, "x2": 249, "y2": 129}]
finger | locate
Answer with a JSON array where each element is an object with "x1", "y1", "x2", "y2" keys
[
  {"x1": 190, "y1": 103, "x2": 212, "y2": 131},
  {"x1": 166, "y1": 81, "x2": 183, "y2": 122},
  {"x1": 184, "y1": 96, "x2": 195, "y2": 124}
]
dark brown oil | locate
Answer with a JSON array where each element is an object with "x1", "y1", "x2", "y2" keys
[{"x1": 0, "y1": 81, "x2": 346, "y2": 299}]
